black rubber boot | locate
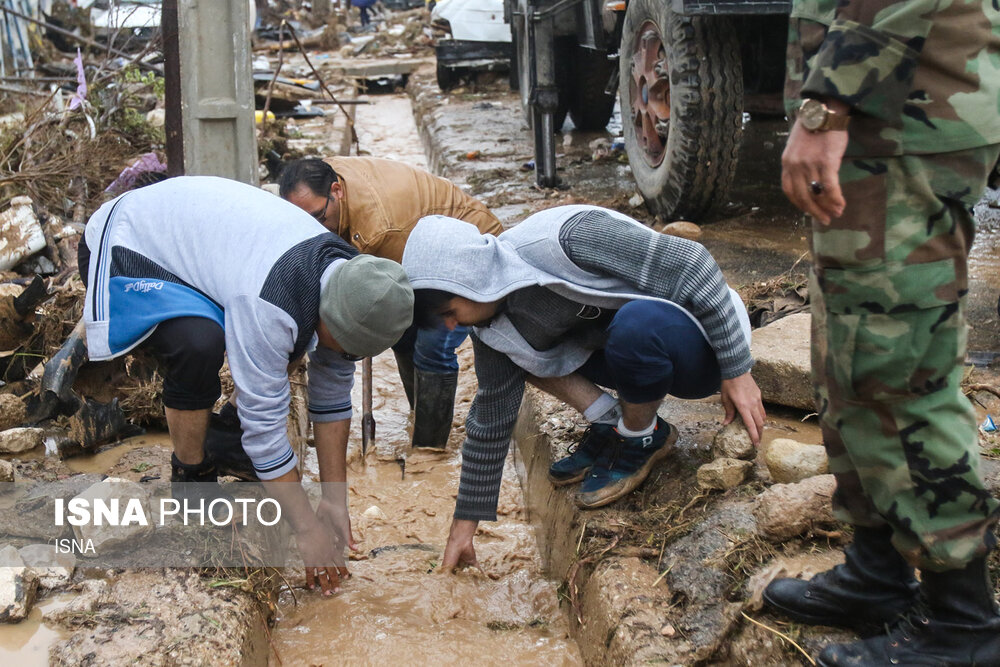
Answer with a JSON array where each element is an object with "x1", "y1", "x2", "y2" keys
[
  {"x1": 818, "y1": 556, "x2": 1000, "y2": 666},
  {"x1": 393, "y1": 349, "x2": 416, "y2": 409},
  {"x1": 763, "y1": 525, "x2": 919, "y2": 633},
  {"x1": 203, "y1": 403, "x2": 258, "y2": 481},
  {"x1": 170, "y1": 452, "x2": 233, "y2": 505},
  {"x1": 412, "y1": 369, "x2": 458, "y2": 450}
]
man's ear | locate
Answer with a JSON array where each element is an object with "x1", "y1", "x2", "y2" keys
[{"x1": 330, "y1": 181, "x2": 345, "y2": 200}]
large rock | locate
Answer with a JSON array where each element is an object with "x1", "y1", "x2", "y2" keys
[
  {"x1": 49, "y1": 570, "x2": 269, "y2": 666},
  {"x1": 750, "y1": 313, "x2": 814, "y2": 411},
  {"x1": 0, "y1": 545, "x2": 38, "y2": 622},
  {"x1": 71, "y1": 477, "x2": 153, "y2": 556},
  {"x1": 712, "y1": 420, "x2": 755, "y2": 460},
  {"x1": 764, "y1": 437, "x2": 828, "y2": 483},
  {"x1": 0, "y1": 475, "x2": 103, "y2": 539},
  {"x1": 697, "y1": 458, "x2": 753, "y2": 490},
  {"x1": 18, "y1": 544, "x2": 75, "y2": 589},
  {"x1": 755, "y1": 474, "x2": 837, "y2": 541},
  {"x1": 0, "y1": 394, "x2": 26, "y2": 431},
  {"x1": 0, "y1": 427, "x2": 44, "y2": 453}
]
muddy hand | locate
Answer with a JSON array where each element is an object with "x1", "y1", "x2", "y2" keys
[
  {"x1": 317, "y1": 495, "x2": 358, "y2": 582},
  {"x1": 440, "y1": 518, "x2": 494, "y2": 579},
  {"x1": 298, "y1": 522, "x2": 343, "y2": 596},
  {"x1": 720, "y1": 372, "x2": 766, "y2": 446}
]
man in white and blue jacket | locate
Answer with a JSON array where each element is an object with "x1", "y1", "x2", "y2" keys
[
  {"x1": 80, "y1": 176, "x2": 413, "y2": 593},
  {"x1": 403, "y1": 205, "x2": 765, "y2": 572}
]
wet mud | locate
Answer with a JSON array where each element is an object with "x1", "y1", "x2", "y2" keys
[
  {"x1": 270, "y1": 346, "x2": 581, "y2": 666},
  {"x1": 0, "y1": 592, "x2": 74, "y2": 667}
]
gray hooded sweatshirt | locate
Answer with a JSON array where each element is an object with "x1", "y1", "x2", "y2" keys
[{"x1": 403, "y1": 205, "x2": 752, "y2": 520}]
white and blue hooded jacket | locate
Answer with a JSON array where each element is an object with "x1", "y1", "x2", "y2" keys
[{"x1": 82, "y1": 176, "x2": 358, "y2": 480}]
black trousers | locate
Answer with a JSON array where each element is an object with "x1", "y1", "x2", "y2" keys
[{"x1": 79, "y1": 236, "x2": 225, "y2": 410}]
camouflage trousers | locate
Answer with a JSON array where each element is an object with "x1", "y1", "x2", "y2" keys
[{"x1": 811, "y1": 145, "x2": 1000, "y2": 572}]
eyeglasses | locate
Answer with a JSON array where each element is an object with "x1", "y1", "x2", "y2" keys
[
  {"x1": 340, "y1": 352, "x2": 365, "y2": 362},
  {"x1": 312, "y1": 190, "x2": 334, "y2": 225}
]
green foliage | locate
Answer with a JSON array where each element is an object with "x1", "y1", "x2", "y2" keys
[{"x1": 122, "y1": 65, "x2": 165, "y2": 101}]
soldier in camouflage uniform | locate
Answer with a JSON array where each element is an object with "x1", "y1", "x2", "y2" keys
[{"x1": 762, "y1": 1, "x2": 1000, "y2": 664}]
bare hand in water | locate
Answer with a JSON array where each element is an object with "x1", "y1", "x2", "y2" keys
[
  {"x1": 440, "y1": 518, "x2": 491, "y2": 577},
  {"x1": 297, "y1": 520, "x2": 345, "y2": 595}
]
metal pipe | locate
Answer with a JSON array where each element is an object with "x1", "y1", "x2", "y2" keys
[{"x1": 361, "y1": 357, "x2": 375, "y2": 458}]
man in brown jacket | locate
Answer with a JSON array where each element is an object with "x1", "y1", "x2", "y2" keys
[{"x1": 278, "y1": 156, "x2": 502, "y2": 449}]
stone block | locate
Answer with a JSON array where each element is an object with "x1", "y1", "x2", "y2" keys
[
  {"x1": 0, "y1": 427, "x2": 44, "y2": 453},
  {"x1": 71, "y1": 477, "x2": 153, "y2": 556},
  {"x1": 18, "y1": 544, "x2": 75, "y2": 589},
  {"x1": 750, "y1": 313, "x2": 814, "y2": 411},
  {"x1": 0, "y1": 545, "x2": 38, "y2": 623},
  {"x1": 697, "y1": 458, "x2": 753, "y2": 490},
  {"x1": 712, "y1": 420, "x2": 755, "y2": 460},
  {"x1": 764, "y1": 438, "x2": 828, "y2": 483},
  {"x1": 755, "y1": 474, "x2": 837, "y2": 541}
]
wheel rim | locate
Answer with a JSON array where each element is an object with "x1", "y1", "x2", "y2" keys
[{"x1": 629, "y1": 21, "x2": 670, "y2": 167}]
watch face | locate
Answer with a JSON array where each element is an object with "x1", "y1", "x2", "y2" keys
[{"x1": 800, "y1": 99, "x2": 827, "y2": 131}]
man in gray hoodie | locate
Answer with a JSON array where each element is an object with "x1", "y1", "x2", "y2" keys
[{"x1": 402, "y1": 205, "x2": 765, "y2": 572}]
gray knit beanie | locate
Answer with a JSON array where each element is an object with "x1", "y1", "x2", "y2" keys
[{"x1": 320, "y1": 255, "x2": 414, "y2": 358}]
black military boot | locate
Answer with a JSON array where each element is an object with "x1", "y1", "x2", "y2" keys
[
  {"x1": 818, "y1": 556, "x2": 1000, "y2": 666},
  {"x1": 412, "y1": 369, "x2": 458, "y2": 450},
  {"x1": 763, "y1": 525, "x2": 919, "y2": 633},
  {"x1": 392, "y1": 349, "x2": 416, "y2": 409},
  {"x1": 203, "y1": 403, "x2": 257, "y2": 481}
]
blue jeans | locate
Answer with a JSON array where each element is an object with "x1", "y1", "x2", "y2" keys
[
  {"x1": 576, "y1": 300, "x2": 720, "y2": 404},
  {"x1": 393, "y1": 323, "x2": 469, "y2": 374}
]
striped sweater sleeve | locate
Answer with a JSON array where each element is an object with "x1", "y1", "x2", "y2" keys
[
  {"x1": 558, "y1": 210, "x2": 753, "y2": 379},
  {"x1": 454, "y1": 333, "x2": 527, "y2": 521},
  {"x1": 307, "y1": 346, "x2": 356, "y2": 422}
]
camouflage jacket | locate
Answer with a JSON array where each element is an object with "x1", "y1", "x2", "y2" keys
[{"x1": 786, "y1": 0, "x2": 1000, "y2": 157}]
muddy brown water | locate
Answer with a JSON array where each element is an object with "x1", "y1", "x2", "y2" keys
[
  {"x1": 0, "y1": 593, "x2": 75, "y2": 667},
  {"x1": 270, "y1": 343, "x2": 581, "y2": 666}
]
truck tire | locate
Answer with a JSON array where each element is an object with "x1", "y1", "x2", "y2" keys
[
  {"x1": 619, "y1": 0, "x2": 743, "y2": 221},
  {"x1": 436, "y1": 61, "x2": 460, "y2": 91},
  {"x1": 568, "y1": 45, "x2": 616, "y2": 131}
]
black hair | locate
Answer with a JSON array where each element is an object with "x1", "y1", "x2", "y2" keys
[
  {"x1": 413, "y1": 288, "x2": 459, "y2": 329},
  {"x1": 132, "y1": 170, "x2": 169, "y2": 189},
  {"x1": 277, "y1": 158, "x2": 340, "y2": 199}
]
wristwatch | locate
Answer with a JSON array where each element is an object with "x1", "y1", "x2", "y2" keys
[{"x1": 798, "y1": 98, "x2": 850, "y2": 132}]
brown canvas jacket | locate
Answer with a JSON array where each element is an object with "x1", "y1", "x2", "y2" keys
[{"x1": 325, "y1": 156, "x2": 502, "y2": 263}]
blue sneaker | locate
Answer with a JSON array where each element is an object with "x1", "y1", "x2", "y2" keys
[
  {"x1": 576, "y1": 417, "x2": 677, "y2": 509},
  {"x1": 548, "y1": 423, "x2": 615, "y2": 486}
]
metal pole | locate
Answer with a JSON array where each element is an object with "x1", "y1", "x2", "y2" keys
[
  {"x1": 161, "y1": 0, "x2": 184, "y2": 176},
  {"x1": 361, "y1": 357, "x2": 375, "y2": 458}
]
